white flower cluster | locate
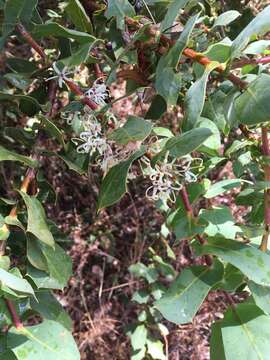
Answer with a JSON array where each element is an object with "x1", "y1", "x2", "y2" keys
[
  {"x1": 63, "y1": 106, "x2": 138, "y2": 174},
  {"x1": 142, "y1": 152, "x2": 201, "y2": 203},
  {"x1": 47, "y1": 63, "x2": 110, "y2": 106},
  {"x1": 84, "y1": 78, "x2": 110, "y2": 106}
]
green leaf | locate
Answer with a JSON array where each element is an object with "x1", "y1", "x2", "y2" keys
[
  {"x1": 30, "y1": 290, "x2": 72, "y2": 330},
  {"x1": 204, "y1": 179, "x2": 243, "y2": 198},
  {"x1": 0, "y1": 268, "x2": 34, "y2": 296},
  {"x1": 218, "y1": 303, "x2": 270, "y2": 360},
  {"x1": 132, "y1": 290, "x2": 150, "y2": 304},
  {"x1": 155, "y1": 67, "x2": 182, "y2": 106},
  {"x1": 155, "y1": 260, "x2": 223, "y2": 324},
  {"x1": 130, "y1": 324, "x2": 147, "y2": 351},
  {"x1": 18, "y1": 191, "x2": 55, "y2": 248},
  {"x1": 160, "y1": 0, "x2": 190, "y2": 32},
  {"x1": 0, "y1": 298, "x2": 12, "y2": 328},
  {"x1": 0, "y1": 145, "x2": 37, "y2": 167},
  {"x1": 108, "y1": 116, "x2": 152, "y2": 145},
  {"x1": 62, "y1": 42, "x2": 98, "y2": 66},
  {"x1": 105, "y1": 0, "x2": 135, "y2": 30},
  {"x1": 231, "y1": 5, "x2": 270, "y2": 58},
  {"x1": 210, "y1": 322, "x2": 226, "y2": 360},
  {"x1": 5, "y1": 215, "x2": 25, "y2": 231},
  {"x1": 199, "y1": 206, "x2": 241, "y2": 239},
  {"x1": 146, "y1": 338, "x2": 166, "y2": 360},
  {"x1": 158, "y1": 13, "x2": 199, "y2": 71},
  {"x1": 97, "y1": 148, "x2": 145, "y2": 210},
  {"x1": 215, "y1": 264, "x2": 245, "y2": 292},
  {"x1": 244, "y1": 40, "x2": 270, "y2": 55},
  {"x1": 172, "y1": 211, "x2": 205, "y2": 241},
  {"x1": 145, "y1": 95, "x2": 167, "y2": 120},
  {"x1": 195, "y1": 237, "x2": 270, "y2": 286},
  {"x1": 32, "y1": 23, "x2": 96, "y2": 43},
  {"x1": 26, "y1": 265, "x2": 64, "y2": 290},
  {"x1": 57, "y1": 153, "x2": 87, "y2": 175},
  {"x1": 4, "y1": 73, "x2": 31, "y2": 91},
  {"x1": 184, "y1": 65, "x2": 220, "y2": 130},
  {"x1": 27, "y1": 235, "x2": 48, "y2": 271},
  {"x1": 161, "y1": 128, "x2": 212, "y2": 158},
  {"x1": 6, "y1": 58, "x2": 37, "y2": 74},
  {"x1": 40, "y1": 242, "x2": 72, "y2": 290},
  {"x1": 38, "y1": 115, "x2": 66, "y2": 150},
  {"x1": 129, "y1": 262, "x2": 159, "y2": 284},
  {"x1": 0, "y1": 221, "x2": 10, "y2": 241},
  {"x1": 7, "y1": 320, "x2": 80, "y2": 359},
  {"x1": 65, "y1": 0, "x2": 93, "y2": 33},
  {"x1": 0, "y1": 256, "x2": 10, "y2": 271},
  {"x1": 196, "y1": 117, "x2": 221, "y2": 155},
  {"x1": 232, "y1": 74, "x2": 270, "y2": 125},
  {"x1": 1, "y1": 0, "x2": 38, "y2": 38},
  {"x1": 0, "y1": 92, "x2": 41, "y2": 116},
  {"x1": 249, "y1": 281, "x2": 270, "y2": 315},
  {"x1": 213, "y1": 10, "x2": 241, "y2": 28}
]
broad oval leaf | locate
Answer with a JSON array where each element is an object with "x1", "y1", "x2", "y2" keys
[
  {"x1": 155, "y1": 68, "x2": 182, "y2": 106},
  {"x1": 155, "y1": 260, "x2": 223, "y2": 324},
  {"x1": 40, "y1": 242, "x2": 72, "y2": 290},
  {"x1": 218, "y1": 304, "x2": 270, "y2": 360},
  {"x1": 184, "y1": 64, "x2": 221, "y2": 130},
  {"x1": 232, "y1": 74, "x2": 270, "y2": 125},
  {"x1": 98, "y1": 148, "x2": 145, "y2": 210},
  {"x1": 248, "y1": 281, "x2": 270, "y2": 315},
  {"x1": 7, "y1": 320, "x2": 80, "y2": 359},
  {"x1": 0, "y1": 145, "x2": 37, "y2": 167},
  {"x1": 157, "y1": 13, "x2": 199, "y2": 76},
  {"x1": 204, "y1": 179, "x2": 243, "y2": 198},
  {"x1": 18, "y1": 191, "x2": 55, "y2": 248},
  {"x1": 30, "y1": 290, "x2": 72, "y2": 330},
  {"x1": 213, "y1": 10, "x2": 241, "y2": 28},
  {"x1": 65, "y1": 0, "x2": 93, "y2": 33},
  {"x1": 195, "y1": 237, "x2": 270, "y2": 286},
  {"x1": 162, "y1": 128, "x2": 213, "y2": 158},
  {"x1": 108, "y1": 116, "x2": 152, "y2": 145},
  {"x1": 33, "y1": 23, "x2": 96, "y2": 43},
  {"x1": 0, "y1": 268, "x2": 34, "y2": 295},
  {"x1": 231, "y1": 5, "x2": 270, "y2": 58},
  {"x1": 105, "y1": 0, "x2": 135, "y2": 30},
  {"x1": 160, "y1": 0, "x2": 190, "y2": 32}
]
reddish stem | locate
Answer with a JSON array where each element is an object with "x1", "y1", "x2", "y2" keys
[
  {"x1": 5, "y1": 299, "x2": 23, "y2": 329},
  {"x1": 94, "y1": 63, "x2": 104, "y2": 78},
  {"x1": 64, "y1": 79, "x2": 98, "y2": 110},
  {"x1": 16, "y1": 24, "x2": 46, "y2": 60},
  {"x1": 232, "y1": 55, "x2": 270, "y2": 69},
  {"x1": 260, "y1": 127, "x2": 270, "y2": 252},
  {"x1": 180, "y1": 187, "x2": 212, "y2": 266},
  {"x1": 183, "y1": 48, "x2": 248, "y2": 90}
]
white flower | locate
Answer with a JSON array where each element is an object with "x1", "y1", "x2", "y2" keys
[
  {"x1": 143, "y1": 153, "x2": 202, "y2": 203},
  {"x1": 46, "y1": 62, "x2": 73, "y2": 88},
  {"x1": 84, "y1": 78, "x2": 110, "y2": 106},
  {"x1": 76, "y1": 131, "x2": 108, "y2": 155},
  {"x1": 145, "y1": 159, "x2": 182, "y2": 203},
  {"x1": 177, "y1": 155, "x2": 203, "y2": 183}
]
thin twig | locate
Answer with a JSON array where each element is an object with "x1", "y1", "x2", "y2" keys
[
  {"x1": 180, "y1": 187, "x2": 212, "y2": 266},
  {"x1": 16, "y1": 24, "x2": 46, "y2": 61},
  {"x1": 260, "y1": 127, "x2": 270, "y2": 252}
]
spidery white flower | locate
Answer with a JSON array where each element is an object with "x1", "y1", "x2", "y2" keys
[
  {"x1": 47, "y1": 62, "x2": 74, "y2": 88},
  {"x1": 85, "y1": 78, "x2": 110, "y2": 106},
  {"x1": 144, "y1": 154, "x2": 182, "y2": 203},
  {"x1": 143, "y1": 153, "x2": 202, "y2": 203}
]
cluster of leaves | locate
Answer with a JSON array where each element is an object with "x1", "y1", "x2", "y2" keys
[{"x1": 1, "y1": 0, "x2": 270, "y2": 359}]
